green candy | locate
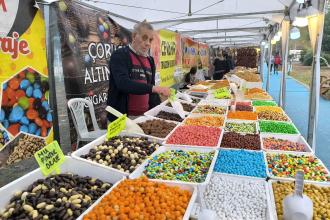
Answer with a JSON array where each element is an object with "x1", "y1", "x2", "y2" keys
[
  {"x1": 26, "y1": 72, "x2": 35, "y2": 84},
  {"x1": 259, "y1": 121, "x2": 298, "y2": 134},
  {"x1": 18, "y1": 96, "x2": 30, "y2": 110},
  {"x1": 225, "y1": 122, "x2": 256, "y2": 133},
  {"x1": 252, "y1": 100, "x2": 277, "y2": 106}
]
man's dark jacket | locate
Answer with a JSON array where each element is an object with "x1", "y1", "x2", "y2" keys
[{"x1": 107, "y1": 46, "x2": 160, "y2": 121}]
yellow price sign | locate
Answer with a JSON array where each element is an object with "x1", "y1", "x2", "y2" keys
[
  {"x1": 34, "y1": 141, "x2": 66, "y2": 176},
  {"x1": 107, "y1": 114, "x2": 127, "y2": 140}
]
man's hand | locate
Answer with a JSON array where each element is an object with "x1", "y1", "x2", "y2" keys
[{"x1": 152, "y1": 86, "x2": 171, "y2": 97}]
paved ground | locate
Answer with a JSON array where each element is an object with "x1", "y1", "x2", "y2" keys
[{"x1": 263, "y1": 65, "x2": 330, "y2": 169}]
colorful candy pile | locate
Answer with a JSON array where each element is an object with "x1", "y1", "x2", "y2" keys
[
  {"x1": 252, "y1": 100, "x2": 277, "y2": 106},
  {"x1": 143, "y1": 150, "x2": 214, "y2": 183},
  {"x1": 221, "y1": 132, "x2": 261, "y2": 150},
  {"x1": 225, "y1": 121, "x2": 257, "y2": 134},
  {"x1": 259, "y1": 121, "x2": 298, "y2": 134},
  {"x1": 272, "y1": 182, "x2": 330, "y2": 220},
  {"x1": 245, "y1": 93, "x2": 272, "y2": 100},
  {"x1": 83, "y1": 177, "x2": 192, "y2": 220},
  {"x1": 193, "y1": 105, "x2": 227, "y2": 115},
  {"x1": 213, "y1": 88, "x2": 231, "y2": 99},
  {"x1": 235, "y1": 103, "x2": 253, "y2": 112},
  {"x1": 166, "y1": 125, "x2": 221, "y2": 147},
  {"x1": 257, "y1": 111, "x2": 289, "y2": 121},
  {"x1": 244, "y1": 88, "x2": 265, "y2": 94},
  {"x1": 266, "y1": 153, "x2": 330, "y2": 182},
  {"x1": 227, "y1": 111, "x2": 258, "y2": 120},
  {"x1": 0, "y1": 68, "x2": 52, "y2": 137},
  {"x1": 255, "y1": 106, "x2": 284, "y2": 114},
  {"x1": 210, "y1": 80, "x2": 230, "y2": 89},
  {"x1": 184, "y1": 115, "x2": 224, "y2": 127},
  {"x1": 214, "y1": 149, "x2": 267, "y2": 178},
  {"x1": 262, "y1": 137, "x2": 307, "y2": 152}
]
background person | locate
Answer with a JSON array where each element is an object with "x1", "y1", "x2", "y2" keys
[{"x1": 107, "y1": 20, "x2": 170, "y2": 121}]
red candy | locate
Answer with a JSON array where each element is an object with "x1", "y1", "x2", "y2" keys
[{"x1": 166, "y1": 125, "x2": 221, "y2": 147}]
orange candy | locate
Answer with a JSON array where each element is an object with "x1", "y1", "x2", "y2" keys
[
  {"x1": 227, "y1": 111, "x2": 258, "y2": 120},
  {"x1": 8, "y1": 78, "x2": 20, "y2": 90},
  {"x1": 28, "y1": 98, "x2": 35, "y2": 109},
  {"x1": 83, "y1": 178, "x2": 191, "y2": 220},
  {"x1": 26, "y1": 109, "x2": 39, "y2": 120},
  {"x1": 34, "y1": 117, "x2": 43, "y2": 127},
  {"x1": 7, "y1": 124, "x2": 20, "y2": 136},
  {"x1": 15, "y1": 90, "x2": 26, "y2": 100}
]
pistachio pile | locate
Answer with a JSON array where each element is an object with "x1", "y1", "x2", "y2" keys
[
  {"x1": 6, "y1": 134, "x2": 46, "y2": 165},
  {"x1": 80, "y1": 136, "x2": 160, "y2": 173},
  {"x1": 0, "y1": 174, "x2": 112, "y2": 220}
]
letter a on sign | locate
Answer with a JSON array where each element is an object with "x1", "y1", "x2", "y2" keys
[{"x1": 34, "y1": 141, "x2": 66, "y2": 176}]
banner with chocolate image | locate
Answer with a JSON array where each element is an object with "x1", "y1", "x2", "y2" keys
[
  {"x1": 0, "y1": 0, "x2": 51, "y2": 170},
  {"x1": 55, "y1": 0, "x2": 131, "y2": 148}
]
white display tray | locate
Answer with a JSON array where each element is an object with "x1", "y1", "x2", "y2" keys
[
  {"x1": 265, "y1": 151, "x2": 330, "y2": 183},
  {"x1": 267, "y1": 179, "x2": 330, "y2": 220},
  {"x1": 260, "y1": 133, "x2": 313, "y2": 154},
  {"x1": 144, "y1": 105, "x2": 188, "y2": 122},
  {"x1": 192, "y1": 104, "x2": 228, "y2": 115},
  {"x1": 129, "y1": 146, "x2": 219, "y2": 186},
  {"x1": 196, "y1": 173, "x2": 272, "y2": 220},
  {"x1": 71, "y1": 132, "x2": 163, "y2": 176},
  {"x1": 198, "y1": 99, "x2": 230, "y2": 106},
  {"x1": 224, "y1": 119, "x2": 259, "y2": 134},
  {"x1": 161, "y1": 99, "x2": 197, "y2": 112},
  {"x1": 182, "y1": 113, "x2": 226, "y2": 128},
  {"x1": 259, "y1": 120, "x2": 301, "y2": 135},
  {"x1": 163, "y1": 125, "x2": 223, "y2": 149},
  {"x1": 220, "y1": 131, "x2": 262, "y2": 152},
  {"x1": 78, "y1": 178, "x2": 197, "y2": 220},
  {"x1": 241, "y1": 80, "x2": 263, "y2": 89},
  {"x1": 0, "y1": 157, "x2": 124, "y2": 220},
  {"x1": 133, "y1": 115, "x2": 181, "y2": 142},
  {"x1": 214, "y1": 149, "x2": 268, "y2": 179}
]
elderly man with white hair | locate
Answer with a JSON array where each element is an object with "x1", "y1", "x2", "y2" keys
[{"x1": 107, "y1": 20, "x2": 170, "y2": 121}]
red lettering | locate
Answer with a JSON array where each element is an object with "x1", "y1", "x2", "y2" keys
[
  {"x1": 0, "y1": 0, "x2": 7, "y2": 12},
  {"x1": 0, "y1": 32, "x2": 31, "y2": 59}
]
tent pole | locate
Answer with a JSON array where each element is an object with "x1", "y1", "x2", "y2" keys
[
  {"x1": 260, "y1": 44, "x2": 265, "y2": 82},
  {"x1": 266, "y1": 37, "x2": 272, "y2": 92},
  {"x1": 307, "y1": 2, "x2": 326, "y2": 151},
  {"x1": 279, "y1": 21, "x2": 290, "y2": 109}
]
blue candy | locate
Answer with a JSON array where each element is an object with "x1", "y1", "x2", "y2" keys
[
  {"x1": 2, "y1": 82, "x2": 7, "y2": 90},
  {"x1": 33, "y1": 83, "x2": 40, "y2": 89},
  {"x1": 28, "y1": 123, "x2": 37, "y2": 134},
  {"x1": 3, "y1": 120, "x2": 9, "y2": 128},
  {"x1": 20, "y1": 79, "x2": 30, "y2": 90},
  {"x1": 20, "y1": 125, "x2": 29, "y2": 133},
  {"x1": 42, "y1": 101, "x2": 50, "y2": 111},
  {"x1": 9, "y1": 106, "x2": 24, "y2": 123},
  {"x1": 98, "y1": 25, "x2": 105, "y2": 32},
  {"x1": 20, "y1": 116, "x2": 29, "y2": 125},
  {"x1": 47, "y1": 112, "x2": 52, "y2": 122},
  {"x1": 84, "y1": 54, "x2": 91, "y2": 63},
  {"x1": 26, "y1": 86, "x2": 33, "y2": 97},
  {"x1": 214, "y1": 149, "x2": 267, "y2": 178},
  {"x1": 0, "y1": 109, "x2": 5, "y2": 122},
  {"x1": 35, "y1": 128, "x2": 41, "y2": 136},
  {"x1": 33, "y1": 89, "x2": 42, "y2": 99}
]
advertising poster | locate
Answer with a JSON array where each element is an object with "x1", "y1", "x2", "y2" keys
[
  {"x1": 182, "y1": 37, "x2": 198, "y2": 69},
  {"x1": 55, "y1": 0, "x2": 131, "y2": 147},
  {"x1": 0, "y1": 0, "x2": 51, "y2": 169},
  {"x1": 159, "y1": 29, "x2": 176, "y2": 87},
  {"x1": 198, "y1": 43, "x2": 209, "y2": 69}
]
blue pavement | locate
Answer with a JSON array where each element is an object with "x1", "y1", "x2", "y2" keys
[{"x1": 262, "y1": 66, "x2": 330, "y2": 169}]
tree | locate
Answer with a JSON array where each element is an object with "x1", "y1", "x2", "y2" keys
[{"x1": 322, "y1": 12, "x2": 330, "y2": 52}]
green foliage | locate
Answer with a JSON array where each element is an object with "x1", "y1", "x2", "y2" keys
[
  {"x1": 322, "y1": 13, "x2": 330, "y2": 52},
  {"x1": 302, "y1": 50, "x2": 330, "y2": 66}
]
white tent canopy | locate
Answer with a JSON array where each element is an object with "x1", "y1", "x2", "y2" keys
[{"x1": 79, "y1": 0, "x2": 297, "y2": 46}]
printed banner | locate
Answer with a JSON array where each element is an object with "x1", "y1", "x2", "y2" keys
[
  {"x1": 159, "y1": 29, "x2": 176, "y2": 87},
  {"x1": 182, "y1": 37, "x2": 199, "y2": 69},
  {"x1": 0, "y1": 0, "x2": 51, "y2": 168},
  {"x1": 55, "y1": 0, "x2": 131, "y2": 147},
  {"x1": 198, "y1": 43, "x2": 209, "y2": 69}
]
